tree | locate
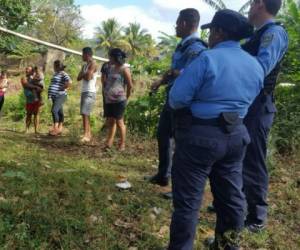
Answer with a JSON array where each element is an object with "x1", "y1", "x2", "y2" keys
[
  {"x1": 0, "y1": 0, "x2": 83, "y2": 68},
  {"x1": 201, "y1": 0, "x2": 252, "y2": 14},
  {"x1": 0, "y1": 1, "x2": 34, "y2": 55},
  {"x1": 7, "y1": 42, "x2": 42, "y2": 68},
  {"x1": 279, "y1": 0, "x2": 300, "y2": 83},
  {"x1": 95, "y1": 18, "x2": 128, "y2": 53},
  {"x1": 201, "y1": 0, "x2": 226, "y2": 10},
  {"x1": 0, "y1": 0, "x2": 32, "y2": 29},
  {"x1": 29, "y1": 0, "x2": 83, "y2": 46},
  {"x1": 124, "y1": 22, "x2": 157, "y2": 58},
  {"x1": 157, "y1": 32, "x2": 179, "y2": 56}
]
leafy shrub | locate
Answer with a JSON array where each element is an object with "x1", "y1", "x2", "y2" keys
[
  {"x1": 129, "y1": 55, "x2": 171, "y2": 76},
  {"x1": 2, "y1": 92, "x2": 26, "y2": 121},
  {"x1": 125, "y1": 88, "x2": 166, "y2": 137},
  {"x1": 143, "y1": 56, "x2": 171, "y2": 76},
  {"x1": 64, "y1": 55, "x2": 82, "y2": 81},
  {"x1": 273, "y1": 84, "x2": 300, "y2": 154}
]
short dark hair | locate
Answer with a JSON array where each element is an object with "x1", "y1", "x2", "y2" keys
[
  {"x1": 82, "y1": 47, "x2": 93, "y2": 55},
  {"x1": 54, "y1": 60, "x2": 66, "y2": 71},
  {"x1": 263, "y1": 0, "x2": 282, "y2": 16},
  {"x1": 109, "y1": 48, "x2": 127, "y2": 65},
  {"x1": 179, "y1": 8, "x2": 200, "y2": 28},
  {"x1": 213, "y1": 26, "x2": 241, "y2": 42}
]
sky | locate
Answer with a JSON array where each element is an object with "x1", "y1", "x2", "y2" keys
[{"x1": 74, "y1": 0, "x2": 248, "y2": 39}]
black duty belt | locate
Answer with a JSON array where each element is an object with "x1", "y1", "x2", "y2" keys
[{"x1": 192, "y1": 117, "x2": 243, "y2": 127}]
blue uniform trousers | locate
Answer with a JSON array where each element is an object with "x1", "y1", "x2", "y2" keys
[
  {"x1": 169, "y1": 124, "x2": 249, "y2": 250},
  {"x1": 243, "y1": 92, "x2": 276, "y2": 224},
  {"x1": 156, "y1": 104, "x2": 173, "y2": 179}
]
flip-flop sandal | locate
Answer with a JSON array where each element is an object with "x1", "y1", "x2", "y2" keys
[
  {"x1": 118, "y1": 146, "x2": 125, "y2": 152},
  {"x1": 81, "y1": 137, "x2": 91, "y2": 143}
]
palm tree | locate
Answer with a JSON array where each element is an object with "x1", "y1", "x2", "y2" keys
[
  {"x1": 157, "y1": 32, "x2": 179, "y2": 56},
  {"x1": 157, "y1": 1, "x2": 253, "y2": 54},
  {"x1": 201, "y1": 0, "x2": 226, "y2": 10},
  {"x1": 124, "y1": 22, "x2": 157, "y2": 58},
  {"x1": 201, "y1": 0, "x2": 252, "y2": 14},
  {"x1": 95, "y1": 18, "x2": 127, "y2": 53},
  {"x1": 239, "y1": 1, "x2": 252, "y2": 15}
]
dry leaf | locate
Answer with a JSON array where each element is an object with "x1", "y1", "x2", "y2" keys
[
  {"x1": 129, "y1": 233, "x2": 137, "y2": 241},
  {"x1": 44, "y1": 164, "x2": 51, "y2": 169},
  {"x1": 152, "y1": 207, "x2": 162, "y2": 215},
  {"x1": 158, "y1": 225, "x2": 169, "y2": 238},
  {"x1": 86, "y1": 180, "x2": 94, "y2": 185},
  {"x1": 87, "y1": 215, "x2": 102, "y2": 225},
  {"x1": 0, "y1": 196, "x2": 7, "y2": 202},
  {"x1": 149, "y1": 213, "x2": 156, "y2": 221},
  {"x1": 114, "y1": 219, "x2": 132, "y2": 229}
]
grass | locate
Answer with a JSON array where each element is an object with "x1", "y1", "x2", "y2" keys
[
  {"x1": 2, "y1": 58, "x2": 299, "y2": 249},
  {"x1": 0, "y1": 121, "x2": 299, "y2": 249}
]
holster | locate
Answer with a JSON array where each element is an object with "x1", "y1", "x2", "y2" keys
[{"x1": 219, "y1": 112, "x2": 242, "y2": 133}]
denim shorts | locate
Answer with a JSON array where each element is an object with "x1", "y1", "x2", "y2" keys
[{"x1": 80, "y1": 92, "x2": 96, "y2": 115}]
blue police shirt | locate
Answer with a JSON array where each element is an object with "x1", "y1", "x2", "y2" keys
[
  {"x1": 256, "y1": 19, "x2": 288, "y2": 76},
  {"x1": 169, "y1": 41, "x2": 264, "y2": 119},
  {"x1": 170, "y1": 32, "x2": 206, "y2": 81}
]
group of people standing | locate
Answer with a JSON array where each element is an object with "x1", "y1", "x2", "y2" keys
[
  {"x1": 0, "y1": 0, "x2": 290, "y2": 248},
  {"x1": 19, "y1": 47, "x2": 132, "y2": 150},
  {"x1": 144, "y1": 0, "x2": 288, "y2": 249}
]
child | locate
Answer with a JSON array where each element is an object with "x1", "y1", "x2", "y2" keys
[{"x1": 31, "y1": 66, "x2": 44, "y2": 103}]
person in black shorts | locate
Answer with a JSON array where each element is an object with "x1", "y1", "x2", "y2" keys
[{"x1": 103, "y1": 48, "x2": 133, "y2": 151}]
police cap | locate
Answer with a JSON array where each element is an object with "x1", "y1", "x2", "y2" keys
[{"x1": 201, "y1": 9, "x2": 253, "y2": 40}]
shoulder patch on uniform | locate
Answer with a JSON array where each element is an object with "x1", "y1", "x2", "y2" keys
[{"x1": 261, "y1": 33, "x2": 274, "y2": 48}]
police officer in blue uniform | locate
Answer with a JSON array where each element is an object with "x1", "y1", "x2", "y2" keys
[
  {"x1": 242, "y1": 0, "x2": 288, "y2": 232},
  {"x1": 146, "y1": 9, "x2": 207, "y2": 188},
  {"x1": 168, "y1": 9, "x2": 264, "y2": 250}
]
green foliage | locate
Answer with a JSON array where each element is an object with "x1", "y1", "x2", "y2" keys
[
  {"x1": 126, "y1": 88, "x2": 166, "y2": 137},
  {"x1": 124, "y1": 22, "x2": 157, "y2": 58},
  {"x1": 0, "y1": 0, "x2": 32, "y2": 29},
  {"x1": 271, "y1": 0, "x2": 300, "y2": 156},
  {"x1": 273, "y1": 85, "x2": 300, "y2": 154},
  {"x1": 280, "y1": 0, "x2": 300, "y2": 83},
  {"x1": 144, "y1": 57, "x2": 171, "y2": 76},
  {"x1": 201, "y1": 0, "x2": 251, "y2": 13},
  {"x1": 157, "y1": 32, "x2": 179, "y2": 57},
  {"x1": 95, "y1": 19, "x2": 158, "y2": 61},
  {"x1": 2, "y1": 92, "x2": 26, "y2": 121},
  {"x1": 95, "y1": 18, "x2": 127, "y2": 53},
  {"x1": 201, "y1": 0, "x2": 226, "y2": 10},
  {"x1": 64, "y1": 55, "x2": 81, "y2": 80},
  {"x1": 29, "y1": 0, "x2": 83, "y2": 46},
  {"x1": 129, "y1": 55, "x2": 171, "y2": 76},
  {"x1": 0, "y1": 0, "x2": 83, "y2": 68},
  {"x1": 7, "y1": 42, "x2": 42, "y2": 68}
]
